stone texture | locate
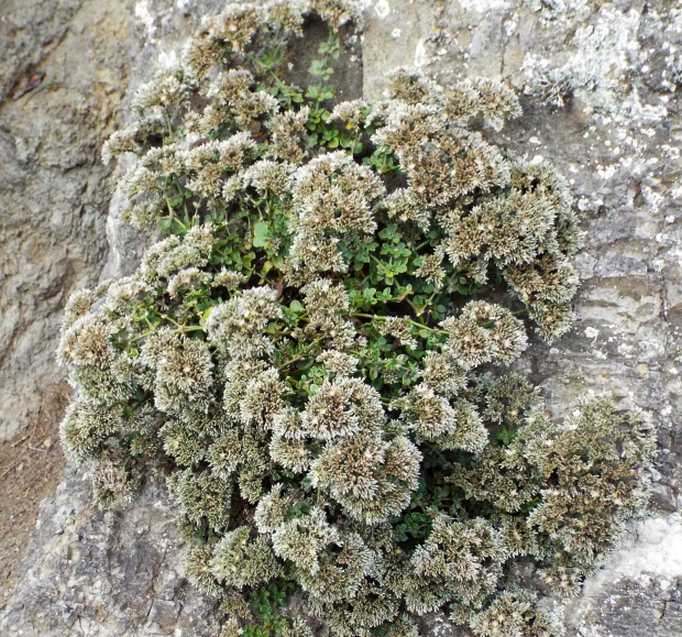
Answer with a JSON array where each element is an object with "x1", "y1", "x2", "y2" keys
[
  {"x1": 0, "y1": 467, "x2": 222, "y2": 637},
  {"x1": 361, "y1": 0, "x2": 435, "y2": 100},
  {"x1": 1, "y1": 0, "x2": 681, "y2": 635},
  {"x1": 0, "y1": 0, "x2": 135, "y2": 440},
  {"x1": 565, "y1": 515, "x2": 682, "y2": 636}
]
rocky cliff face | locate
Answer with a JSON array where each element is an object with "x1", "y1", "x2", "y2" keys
[
  {"x1": 1, "y1": 1, "x2": 680, "y2": 635},
  {"x1": 0, "y1": 0, "x2": 135, "y2": 441}
]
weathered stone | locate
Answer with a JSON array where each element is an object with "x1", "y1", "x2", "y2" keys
[
  {"x1": 0, "y1": 467, "x2": 222, "y2": 637},
  {"x1": 566, "y1": 515, "x2": 682, "y2": 637},
  {"x1": 361, "y1": 0, "x2": 435, "y2": 100},
  {"x1": 0, "y1": 0, "x2": 134, "y2": 440}
]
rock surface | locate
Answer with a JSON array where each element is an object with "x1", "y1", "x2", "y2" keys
[
  {"x1": 0, "y1": 0, "x2": 134, "y2": 440},
  {"x1": 1, "y1": 0, "x2": 681, "y2": 635},
  {"x1": 0, "y1": 468, "x2": 223, "y2": 637}
]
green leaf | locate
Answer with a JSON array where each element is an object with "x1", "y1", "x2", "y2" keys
[
  {"x1": 308, "y1": 59, "x2": 333, "y2": 81},
  {"x1": 305, "y1": 84, "x2": 334, "y2": 102},
  {"x1": 253, "y1": 221, "x2": 270, "y2": 248},
  {"x1": 495, "y1": 426, "x2": 517, "y2": 446},
  {"x1": 363, "y1": 287, "x2": 377, "y2": 301}
]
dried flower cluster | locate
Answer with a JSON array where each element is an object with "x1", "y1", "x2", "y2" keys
[{"x1": 60, "y1": 2, "x2": 654, "y2": 636}]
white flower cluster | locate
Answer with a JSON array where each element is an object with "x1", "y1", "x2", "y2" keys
[{"x1": 289, "y1": 152, "x2": 385, "y2": 277}]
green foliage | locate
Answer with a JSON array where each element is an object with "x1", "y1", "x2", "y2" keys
[
  {"x1": 308, "y1": 31, "x2": 340, "y2": 81},
  {"x1": 243, "y1": 581, "x2": 297, "y2": 637},
  {"x1": 364, "y1": 147, "x2": 401, "y2": 175},
  {"x1": 63, "y1": 2, "x2": 655, "y2": 637}
]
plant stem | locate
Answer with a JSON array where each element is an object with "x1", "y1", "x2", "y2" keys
[{"x1": 351, "y1": 312, "x2": 447, "y2": 335}]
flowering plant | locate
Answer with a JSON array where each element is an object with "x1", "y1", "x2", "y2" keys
[{"x1": 58, "y1": 2, "x2": 654, "y2": 635}]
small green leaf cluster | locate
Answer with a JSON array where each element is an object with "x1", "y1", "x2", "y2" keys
[
  {"x1": 243, "y1": 581, "x2": 297, "y2": 637},
  {"x1": 60, "y1": 2, "x2": 655, "y2": 637}
]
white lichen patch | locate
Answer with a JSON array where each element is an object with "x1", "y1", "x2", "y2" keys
[
  {"x1": 521, "y1": 6, "x2": 641, "y2": 112},
  {"x1": 584, "y1": 326, "x2": 599, "y2": 340},
  {"x1": 135, "y1": 0, "x2": 157, "y2": 40},
  {"x1": 414, "y1": 38, "x2": 428, "y2": 67},
  {"x1": 582, "y1": 515, "x2": 682, "y2": 594},
  {"x1": 459, "y1": 0, "x2": 510, "y2": 13},
  {"x1": 373, "y1": 0, "x2": 390, "y2": 20}
]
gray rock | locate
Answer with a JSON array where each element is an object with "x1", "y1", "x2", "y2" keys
[
  {"x1": 0, "y1": 0, "x2": 135, "y2": 440},
  {"x1": 0, "y1": 466, "x2": 222, "y2": 637},
  {"x1": 2, "y1": 0, "x2": 681, "y2": 635},
  {"x1": 565, "y1": 514, "x2": 682, "y2": 636}
]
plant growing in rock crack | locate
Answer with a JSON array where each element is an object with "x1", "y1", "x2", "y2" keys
[{"x1": 57, "y1": 1, "x2": 656, "y2": 636}]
